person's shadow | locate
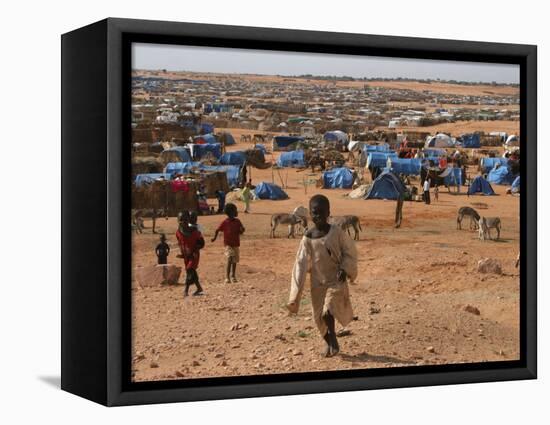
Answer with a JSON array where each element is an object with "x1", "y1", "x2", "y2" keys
[{"x1": 38, "y1": 376, "x2": 61, "y2": 388}]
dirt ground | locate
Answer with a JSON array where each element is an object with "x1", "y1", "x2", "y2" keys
[{"x1": 131, "y1": 138, "x2": 520, "y2": 382}]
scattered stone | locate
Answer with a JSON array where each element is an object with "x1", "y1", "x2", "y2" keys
[
  {"x1": 175, "y1": 370, "x2": 185, "y2": 377},
  {"x1": 150, "y1": 360, "x2": 159, "y2": 368},
  {"x1": 464, "y1": 305, "x2": 481, "y2": 316},
  {"x1": 220, "y1": 360, "x2": 228, "y2": 366},
  {"x1": 292, "y1": 350, "x2": 303, "y2": 356},
  {"x1": 426, "y1": 346, "x2": 435, "y2": 353},
  {"x1": 477, "y1": 258, "x2": 503, "y2": 275},
  {"x1": 192, "y1": 360, "x2": 200, "y2": 367},
  {"x1": 369, "y1": 306, "x2": 381, "y2": 315},
  {"x1": 255, "y1": 362, "x2": 265, "y2": 368},
  {"x1": 214, "y1": 353, "x2": 224, "y2": 358}
]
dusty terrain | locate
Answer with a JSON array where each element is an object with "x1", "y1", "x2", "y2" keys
[{"x1": 131, "y1": 142, "x2": 520, "y2": 382}]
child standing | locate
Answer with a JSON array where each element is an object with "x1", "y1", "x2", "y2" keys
[
  {"x1": 434, "y1": 184, "x2": 439, "y2": 202},
  {"x1": 176, "y1": 211, "x2": 205, "y2": 297},
  {"x1": 211, "y1": 203, "x2": 245, "y2": 283},
  {"x1": 155, "y1": 233, "x2": 170, "y2": 265},
  {"x1": 287, "y1": 194, "x2": 357, "y2": 357}
]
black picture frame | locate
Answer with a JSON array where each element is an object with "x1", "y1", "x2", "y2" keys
[{"x1": 61, "y1": 17, "x2": 537, "y2": 406}]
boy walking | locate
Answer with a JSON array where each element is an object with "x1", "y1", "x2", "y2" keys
[
  {"x1": 176, "y1": 211, "x2": 205, "y2": 297},
  {"x1": 287, "y1": 194, "x2": 357, "y2": 357},
  {"x1": 155, "y1": 233, "x2": 170, "y2": 265},
  {"x1": 211, "y1": 203, "x2": 245, "y2": 283}
]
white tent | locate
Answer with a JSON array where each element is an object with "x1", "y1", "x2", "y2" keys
[
  {"x1": 425, "y1": 133, "x2": 454, "y2": 148},
  {"x1": 505, "y1": 134, "x2": 520, "y2": 147}
]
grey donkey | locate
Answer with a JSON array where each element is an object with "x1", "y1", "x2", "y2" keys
[
  {"x1": 132, "y1": 208, "x2": 168, "y2": 234},
  {"x1": 330, "y1": 215, "x2": 362, "y2": 241},
  {"x1": 270, "y1": 213, "x2": 308, "y2": 238},
  {"x1": 478, "y1": 216, "x2": 501, "y2": 241},
  {"x1": 457, "y1": 206, "x2": 481, "y2": 230}
]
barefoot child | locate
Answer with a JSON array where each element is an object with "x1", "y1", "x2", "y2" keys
[
  {"x1": 211, "y1": 203, "x2": 245, "y2": 283},
  {"x1": 176, "y1": 211, "x2": 205, "y2": 297},
  {"x1": 155, "y1": 233, "x2": 170, "y2": 265},
  {"x1": 287, "y1": 194, "x2": 357, "y2": 357}
]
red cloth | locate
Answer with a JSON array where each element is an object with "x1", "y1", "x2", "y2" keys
[
  {"x1": 171, "y1": 179, "x2": 189, "y2": 193},
  {"x1": 216, "y1": 218, "x2": 242, "y2": 247},
  {"x1": 176, "y1": 228, "x2": 203, "y2": 269},
  {"x1": 439, "y1": 157, "x2": 448, "y2": 169}
]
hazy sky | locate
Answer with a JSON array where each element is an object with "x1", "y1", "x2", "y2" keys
[{"x1": 132, "y1": 43, "x2": 519, "y2": 84}]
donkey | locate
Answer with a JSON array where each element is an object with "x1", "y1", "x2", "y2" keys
[
  {"x1": 330, "y1": 215, "x2": 362, "y2": 241},
  {"x1": 132, "y1": 208, "x2": 168, "y2": 234},
  {"x1": 478, "y1": 216, "x2": 501, "y2": 241},
  {"x1": 270, "y1": 213, "x2": 307, "y2": 238},
  {"x1": 457, "y1": 206, "x2": 481, "y2": 230},
  {"x1": 292, "y1": 206, "x2": 309, "y2": 236}
]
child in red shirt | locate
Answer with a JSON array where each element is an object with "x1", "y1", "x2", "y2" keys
[
  {"x1": 176, "y1": 211, "x2": 205, "y2": 297},
  {"x1": 211, "y1": 203, "x2": 245, "y2": 283}
]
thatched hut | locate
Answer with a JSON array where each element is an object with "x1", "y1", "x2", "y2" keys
[
  {"x1": 132, "y1": 180, "x2": 199, "y2": 216},
  {"x1": 132, "y1": 156, "x2": 163, "y2": 176}
]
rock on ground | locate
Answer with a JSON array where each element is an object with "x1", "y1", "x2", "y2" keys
[
  {"x1": 477, "y1": 258, "x2": 502, "y2": 275},
  {"x1": 134, "y1": 264, "x2": 182, "y2": 287}
]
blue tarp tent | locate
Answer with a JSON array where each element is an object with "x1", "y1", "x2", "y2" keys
[
  {"x1": 511, "y1": 176, "x2": 520, "y2": 193},
  {"x1": 134, "y1": 173, "x2": 171, "y2": 187},
  {"x1": 217, "y1": 131, "x2": 236, "y2": 145},
  {"x1": 480, "y1": 157, "x2": 508, "y2": 174},
  {"x1": 468, "y1": 175, "x2": 496, "y2": 195},
  {"x1": 365, "y1": 171, "x2": 408, "y2": 200},
  {"x1": 442, "y1": 167, "x2": 463, "y2": 186},
  {"x1": 188, "y1": 143, "x2": 222, "y2": 160},
  {"x1": 277, "y1": 150, "x2": 305, "y2": 168},
  {"x1": 201, "y1": 123, "x2": 215, "y2": 134},
  {"x1": 366, "y1": 152, "x2": 398, "y2": 169},
  {"x1": 364, "y1": 143, "x2": 391, "y2": 153},
  {"x1": 423, "y1": 148, "x2": 447, "y2": 157},
  {"x1": 323, "y1": 167, "x2": 354, "y2": 189},
  {"x1": 272, "y1": 135, "x2": 304, "y2": 151},
  {"x1": 201, "y1": 165, "x2": 241, "y2": 187},
  {"x1": 487, "y1": 165, "x2": 515, "y2": 185},
  {"x1": 219, "y1": 151, "x2": 247, "y2": 166},
  {"x1": 460, "y1": 133, "x2": 481, "y2": 148},
  {"x1": 164, "y1": 162, "x2": 241, "y2": 187},
  {"x1": 160, "y1": 146, "x2": 191, "y2": 162},
  {"x1": 254, "y1": 182, "x2": 289, "y2": 200},
  {"x1": 324, "y1": 131, "x2": 348, "y2": 145},
  {"x1": 389, "y1": 158, "x2": 422, "y2": 176},
  {"x1": 254, "y1": 143, "x2": 266, "y2": 153},
  {"x1": 193, "y1": 133, "x2": 218, "y2": 144},
  {"x1": 165, "y1": 162, "x2": 202, "y2": 176}
]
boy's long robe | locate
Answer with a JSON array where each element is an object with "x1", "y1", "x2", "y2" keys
[{"x1": 289, "y1": 225, "x2": 358, "y2": 336}]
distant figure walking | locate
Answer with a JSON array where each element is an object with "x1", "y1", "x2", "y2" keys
[
  {"x1": 242, "y1": 182, "x2": 252, "y2": 213},
  {"x1": 423, "y1": 178, "x2": 431, "y2": 205}
]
